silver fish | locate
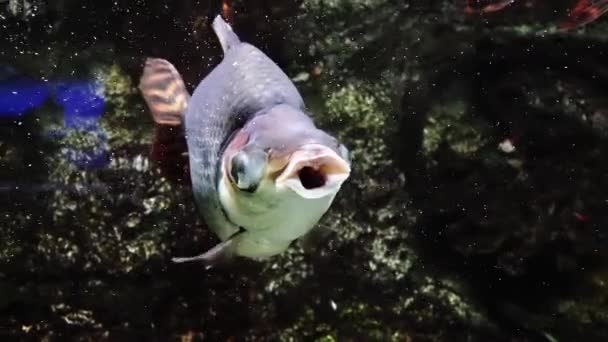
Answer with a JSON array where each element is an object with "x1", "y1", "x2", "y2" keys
[{"x1": 139, "y1": 15, "x2": 351, "y2": 265}]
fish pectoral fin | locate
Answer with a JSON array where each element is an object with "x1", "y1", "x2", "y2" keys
[
  {"x1": 138, "y1": 58, "x2": 191, "y2": 126},
  {"x1": 171, "y1": 236, "x2": 237, "y2": 269}
]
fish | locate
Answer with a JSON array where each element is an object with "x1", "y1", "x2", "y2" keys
[
  {"x1": 138, "y1": 15, "x2": 351, "y2": 266},
  {"x1": 559, "y1": 0, "x2": 608, "y2": 30},
  {"x1": 463, "y1": 0, "x2": 516, "y2": 14},
  {"x1": 463, "y1": 0, "x2": 608, "y2": 29}
]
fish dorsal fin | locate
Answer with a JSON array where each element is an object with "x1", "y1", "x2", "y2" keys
[
  {"x1": 138, "y1": 58, "x2": 190, "y2": 126},
  {"x1": 212, "y1": 15, "x2": 241, "y2": 53}
]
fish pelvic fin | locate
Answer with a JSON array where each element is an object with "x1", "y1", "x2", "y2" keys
[
  {"x1": 138, "y1": 58, "x2": 190, "y2": 126},
  {"x1": 212, "y1": 14, "x2": 241, "y2": 53},
  {"x1": 171, "y1": 237, "x2": 236, "y2": 270},
  {"x1": 171, "y1": 228, "x2": 246, "y2": 269}
]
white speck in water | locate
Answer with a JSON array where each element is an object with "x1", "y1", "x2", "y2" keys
[
  {"x1": 498, "y1": 138, "x2": 516, "y2": 153},
  {"x1": 330, "y1": 300, "x2": 338, "y2": 311},
  {"x1": 132, "y1": 154, "x2": 149, "y2": 172}
]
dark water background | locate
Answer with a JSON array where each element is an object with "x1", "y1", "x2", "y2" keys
[{"x1": 2, "y1": 0, "x2": 608, "y2": 341}]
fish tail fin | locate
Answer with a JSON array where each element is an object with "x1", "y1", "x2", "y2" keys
[
  {"x1": 138, "y1": 58, "x2": 190, "y2": 126},
  {"x1": 212, "y1": 14, "x2": 241, "y2": 53}
]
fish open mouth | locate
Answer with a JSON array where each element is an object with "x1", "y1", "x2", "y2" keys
[
  {"x1": 298, "y1": 166, "x2": 327, "y2": 189},
  {"x1": 275, "y1": 144, "x2": 351, "y2": 199}
]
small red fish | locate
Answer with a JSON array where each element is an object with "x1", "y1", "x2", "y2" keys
[
  {"x1": 222, "y1": 0, "x2": 234, "y2": 24},
  {"x1": 463, "y1": 0, "x2": 608, "y2": 29},
  {"x1": 573, "y1": 212, "x2": 589, "y2": 222},
  {"x1": 464, "y1": 0, "x2": 516, "y2": 14},
  {"x1": 559, "y1": 0, "x2": 608, "y2": 29}
]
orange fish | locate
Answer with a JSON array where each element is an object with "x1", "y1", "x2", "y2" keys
[
  {"x1": 221, "y1": 0, "x2": 234, "y2": 24},
  {"x1": 139, "y1": 58, "x2": 191, "y2": 186}
]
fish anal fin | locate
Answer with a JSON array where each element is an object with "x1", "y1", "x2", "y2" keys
[{"x1": 138, "y1": 58, "x2": 190, "y2": 126}]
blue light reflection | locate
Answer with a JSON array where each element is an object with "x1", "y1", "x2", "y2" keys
[{"x1": 0, "y1": 67, "x2": 110, "y2": 170}]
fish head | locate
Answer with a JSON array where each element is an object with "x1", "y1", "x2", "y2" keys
[
  {"x1": 218, "y1": 104, "x2": 351, "y2": 241},
  {"x1": 225, "y1": 104, "x2": 351, "y2": 199}
]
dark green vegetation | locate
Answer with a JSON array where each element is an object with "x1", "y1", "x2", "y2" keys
[{"x1": 2, "y1": 0, "x2": 608, "y2": 340}]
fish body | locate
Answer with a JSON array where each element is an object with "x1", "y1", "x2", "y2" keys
[
  {"x1": 184, "y1": 17, "x2": 305, "y2": 245},
  {"x1": 139, "y1": 16, "x2": 351, "y2": 264}
]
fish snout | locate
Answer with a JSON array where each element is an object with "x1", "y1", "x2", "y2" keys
[
  {"x1": 275, "y1": 144, "x2": 351, "y2": 199},
  {"x1": 229, "y1": 148, "x2": 268, "y2": 193}
]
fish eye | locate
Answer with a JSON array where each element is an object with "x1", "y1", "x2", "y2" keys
[
  {"x1": 229, "y1": 149, "x2": 267, "y2": 193},
  {"x1": 229, "y1": 155, "x2": 244, "y2": 187},
  {"x1": 230, "y1": 153, "x2": 255, "y2": 192}
]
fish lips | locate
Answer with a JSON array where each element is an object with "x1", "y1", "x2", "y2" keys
[{"x1": 274, "y1": 144, "x2": 351, "y2": 199}]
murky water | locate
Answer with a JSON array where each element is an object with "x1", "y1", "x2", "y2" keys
[{"x1": 2, "y1": 1, "x2": 608, "y2": 341}]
